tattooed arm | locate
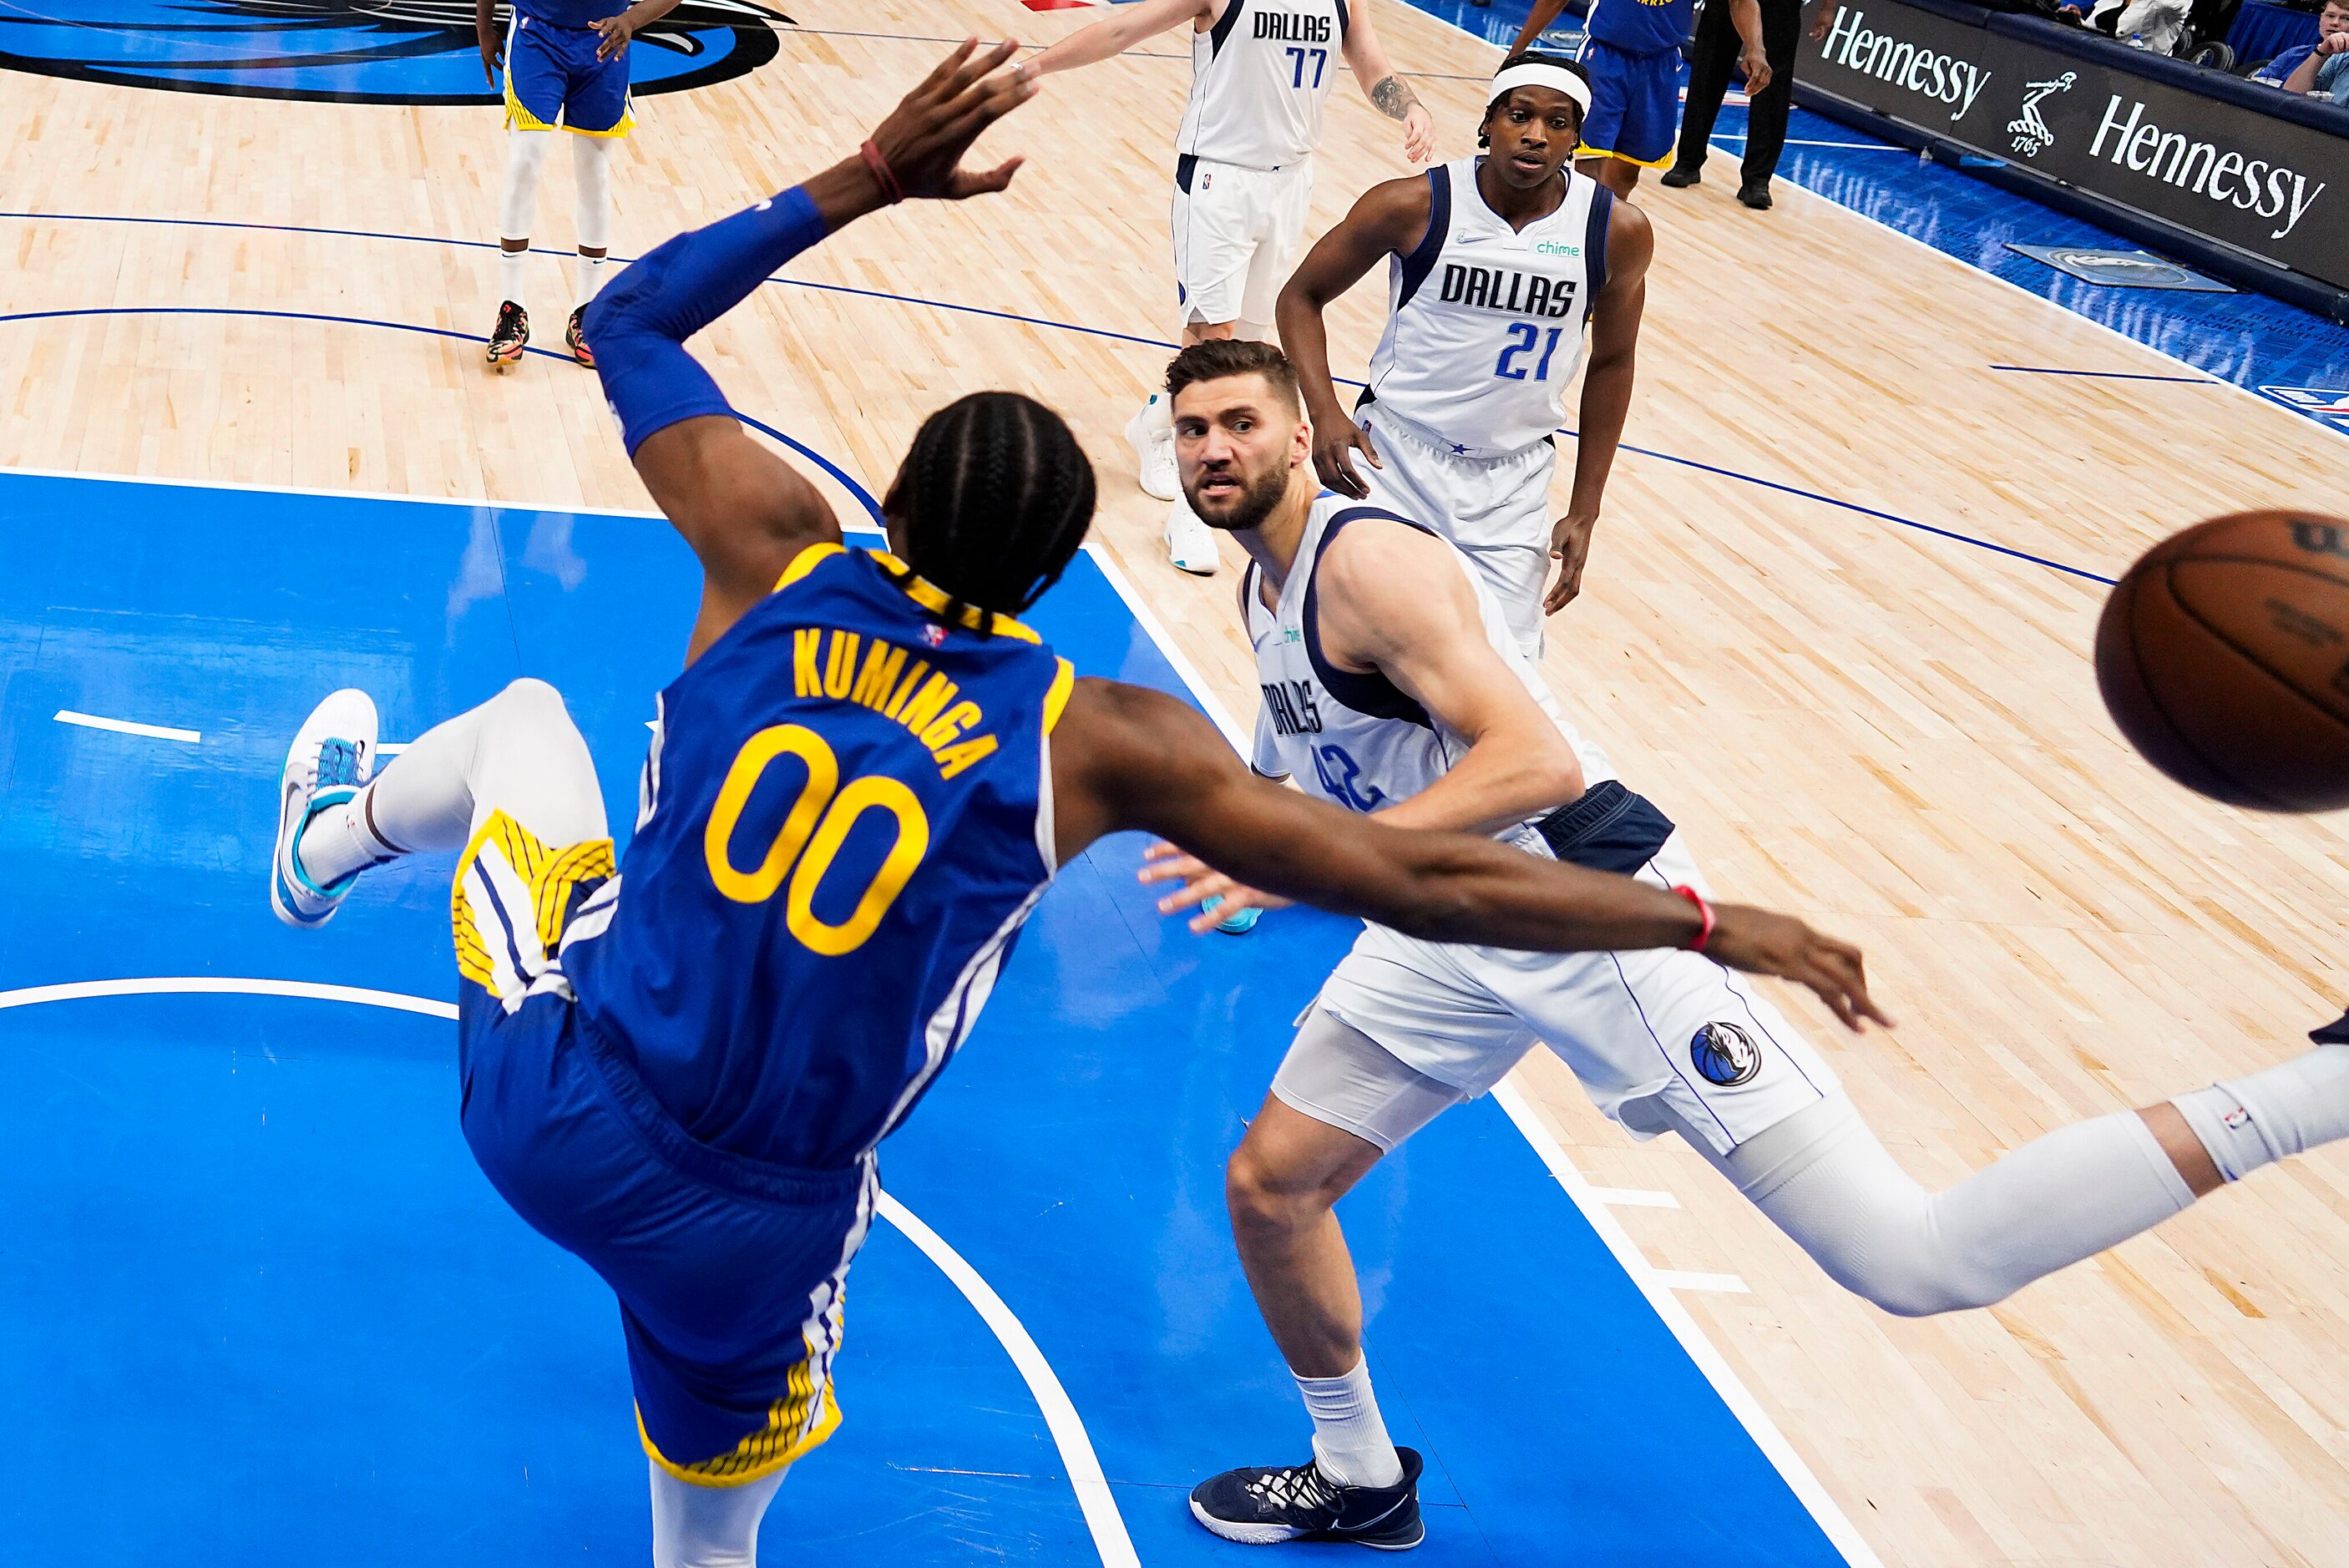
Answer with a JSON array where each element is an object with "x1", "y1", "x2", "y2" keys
[{"x1": 1341, "y1": 3, "x2": 1435, "y2": 162}]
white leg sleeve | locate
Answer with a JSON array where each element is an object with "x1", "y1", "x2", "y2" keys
[
  {"x1": 357, "y1": 678, "x2": 605, "y2": 855},
  {"x1": 650, "y1": 1463, "x2": 788, "y2": 1568},
  {"x1": 572, "y1": 132, "x2": 614, "y2": 250},
  {"x1": 499, "y1": 127, "x2": 551, "y2": 240},
  {"x1": 1680, "y1": 1094, "x2": 2196, "y2": 1318}
]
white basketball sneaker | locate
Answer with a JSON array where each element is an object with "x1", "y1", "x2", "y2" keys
[
  {"x1": 271, "y1": 688, "x2": 379, "y2": 929},
  {"x1": 1166, "y1": 495, "x2": 1220, "y2": 576},
  {"x1": 1125, "y1": 394, "x2": 1180, "y2": 502}
]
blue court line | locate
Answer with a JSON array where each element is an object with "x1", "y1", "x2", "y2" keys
[
  {"x1": 0, "y1": 302, "x2": 883, "y2": 522},
  {"x1": 0, "y1": 214, "x2": 2119, "y2": 588},
  {"x1": 1988, "y1": 363, "x2": 2218, "y2": 387}
]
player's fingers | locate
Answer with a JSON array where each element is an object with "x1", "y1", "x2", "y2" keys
[
  {"x1": 1137, "y1": 854, "x2": 1207, "y2": 884},
  {"x1": 942, "y1": 36, "x2": 1020, "y2": 105},
  {"x1": 1356, "y1": 428, "x2": 1381, "y2": 468},
  {"x1": 956, "y1": 155, "x2": 1026, "y2": 197},
  {"x1": 1142, "y1": 840, "x2": 1179, "y2": 860},
  {"x1": 919, "y1": 37, "x2": 981, "y2": 100}
]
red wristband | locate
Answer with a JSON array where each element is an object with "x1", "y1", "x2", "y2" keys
[
  {"x1": 1672, "y1": 884, "x2": 1714, "y2": 953},
  {"x1": 859, "y1": 139, "x2": 904, "y2": 205}
]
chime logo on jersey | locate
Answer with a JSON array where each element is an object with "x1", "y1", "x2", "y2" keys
[
  {"x1": 1691, "y1": 1020, "x2": 1762, "y2": 1086},
  {"x1": 0, "y1": 0, "x2": 791, "y2": 105},
  {"x1": 1438, "y1": 263, "x2": 1580, "y2": 320}
]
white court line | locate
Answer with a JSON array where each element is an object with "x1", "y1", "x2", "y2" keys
[
  {"x1": 1654, "y1": 1270, "x2": 1753, "y2": 1293},
  {"x1": 0, "y1": 976, "x2": 1141, "y2": 1568},
  {"x1": 53, "y1": 709, "x2": 202, "y2": 744},
  {"x1": 1089, "y1": 556, "x2": 1883, "y2": 1568},
  {"x1": 1587, "y1": 1186, "x2": 1682, "y2": 1209},
  {"x1": 876, "y1": 1194, "x2": 1141, "y2": 1568}
]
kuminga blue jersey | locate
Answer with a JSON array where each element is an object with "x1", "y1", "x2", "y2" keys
[
  {"x1": 1586, "y1": 0, "x2": 1695, "y2": 56},
  {"x1": 563, "y1": 543, "x2": 1073, "y2": 1170},
  {"x1": 512, "y1": 0, "x2": 627, "y2": 29}
]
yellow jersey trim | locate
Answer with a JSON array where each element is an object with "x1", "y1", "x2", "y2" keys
[
  {"x1": 774, "y1": 540, "x2": 848, "y2": 594},
  {"x1": 451, "y1": 811, "x2": 616, "y2": 995},
  {"x1": 637, "y1": 1333, "x2": 843, "y2": 1488},
  {"x1": 867, "y1": 549, "x2": 1044, "y2": 645},
  {"x1": 1042, "y1": 658, "x2": 1076, "y2": 734},
  {"x1": 1576, "y1": 140, "x2": 1673, "y2": 170}
]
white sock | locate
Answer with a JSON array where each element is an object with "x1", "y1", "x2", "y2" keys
[
  {"x1": 498, "y1": 245, "x2": 528, "y2": 310},
  {"x1": 296, "y1": 781, "x2": 404, "y2": 887},
  {"x1": 576, "y1": 250, "x2": 610, "y2": 306},
  {"x1": 1293, "y1": 1356, "x2": 1402, "y2": 1489},
  {"x1": 2173, "y1": 1045, "x2": 2349, "y2": 1181}
]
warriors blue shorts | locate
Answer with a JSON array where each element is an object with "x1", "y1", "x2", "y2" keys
[
  {"x1": 504, "y1": 14, "x2": 632, "y2": 136},
  {"x1": 452, "y1": 812, "x2": 873, "y2": 1485},
  {"x1": 1577, "y1": 39, "x2": 1681, "y2": 169}
]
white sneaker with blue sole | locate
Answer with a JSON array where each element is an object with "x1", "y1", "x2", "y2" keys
[{"x1": 271, "y1": 688, "x2": 379, "y2": 929}]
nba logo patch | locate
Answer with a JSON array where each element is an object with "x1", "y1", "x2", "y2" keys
[
  {"x1": 921, "y1": 623, "x2": 948, "y2": 648},
  {"x1": 1202, "y1": 170, "x2": 1213, "y2": 190},
  {"x1": 2260, "y1": 386, "x2": 2349, "y2": 437},
  {"x1": 1691, "y1": 1021, "x2": 1761, "y2": 1087}
]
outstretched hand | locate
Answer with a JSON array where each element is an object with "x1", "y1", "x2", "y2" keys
[
  {"x1": 1706, "y1": 903, "x2": 1893, "y2": 1033},
  {"x1": 868, "y1": 38, "x2": 1039, "y2": 201},
  {"x1": 1140, "y1": 841, "x2": 1294, "y2": 933}
]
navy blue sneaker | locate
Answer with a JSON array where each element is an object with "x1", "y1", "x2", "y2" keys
[{"x1": 1189, "y1": 1448, "x2": 1423, "y2": 1550}]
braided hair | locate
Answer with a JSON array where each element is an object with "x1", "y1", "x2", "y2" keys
[
  {"x1": 880, "y1": 392, "x2": 1097, "y2": 630},
  {"x1": 1480, "y1": 50, "x2": 1588, "y2": 148}
]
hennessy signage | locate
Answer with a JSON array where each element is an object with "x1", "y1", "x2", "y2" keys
[{"x1": 1803, "y1": 1, "x2": 2349, "y2": 291}]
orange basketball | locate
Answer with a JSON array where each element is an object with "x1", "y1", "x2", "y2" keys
[{"x1": 2096, "y1": 510, "x2": 2349, "y2": 813}]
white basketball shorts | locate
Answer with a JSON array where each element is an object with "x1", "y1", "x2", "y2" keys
[
  {"x1": 1171, "y1": 156, "x2": 1314, "y2": 328},
  {"x1": 1354, "y1": 403, "x2": 1557, "y2": 660},
  {"x1": 1305, "y1": 831, "x2": 1839, "y2": 1156}
]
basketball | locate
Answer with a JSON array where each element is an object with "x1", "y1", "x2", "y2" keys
[{"x1": 2095, "y1": 510, "x2": 2349, "y2": 813}]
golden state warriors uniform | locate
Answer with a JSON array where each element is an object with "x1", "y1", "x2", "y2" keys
[
  {"x1": 1245, "y1": 497, "x2": 1839, "y2": 1154},
  {"x1": 1579, "y1": 0, "x2": 1695, "y2": 168},
  {"x1": 451, "y1": 542, "x2": 1071, "y2": 1486},
  {"x1": 505, "y1": 0, "x2": 634, "y2": 137}
]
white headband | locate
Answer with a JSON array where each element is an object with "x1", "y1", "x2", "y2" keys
[{"x1": 1489, "y1": 62, "x2": 1592, "y2": 118}]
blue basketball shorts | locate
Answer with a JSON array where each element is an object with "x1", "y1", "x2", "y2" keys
[
  {"x1": 451, "y1": 812, "x2": 875, "y2": 1485},
  {"x1": 1577, "y1": 39, "x2": 1681, "y2": 168},
  {"x1": 504, "y1": 13, "x2": 632, "y2": 136}
]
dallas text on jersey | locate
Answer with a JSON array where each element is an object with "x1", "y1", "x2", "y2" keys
[
  {"x1": 1253, "y1": 9, "x2": 1335, "y2": 42},
  {"x1": 1438, "y1": 263, "x2": 1581, "y2": 319},
  {"x1": 1261, "y1": 679, "x2": 1325, "y2": 737}
]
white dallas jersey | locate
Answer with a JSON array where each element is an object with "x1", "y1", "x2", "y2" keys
[
  {"x1": 1363, "y1": 158, "x2": 1613, "y2": 460},
  {"x1": 1176, "y1": 0, "x2": 1351, "y2": 169},
  {"x1": 1247, "y1": 495, "x2": 1617, "y2": 856}
]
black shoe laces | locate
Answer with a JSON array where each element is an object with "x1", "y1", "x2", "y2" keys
[{"x1": 1244, "y1": 1463, "x2": 1341, "y2": 1517}]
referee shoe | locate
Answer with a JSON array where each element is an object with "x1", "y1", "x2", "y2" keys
[{"x1": 1189, "y1": 1448, "x2": 1424, "y2": 1549}]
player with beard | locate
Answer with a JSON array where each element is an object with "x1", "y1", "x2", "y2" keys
[
  {"x1": 1151, "y1": 336, "x2": 2349, "y2": 1550},
  {"x1": 1278, "y1": 54, "x2": 1648, "y2": 657}
]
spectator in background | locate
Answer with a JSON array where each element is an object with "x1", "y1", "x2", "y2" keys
[
  {"x1": 1663, "y1": 0, "x2": 1837, "y2": 209},
  {"x1": 2253, "y1": 0, "x2": 2349, "y2": 99}
]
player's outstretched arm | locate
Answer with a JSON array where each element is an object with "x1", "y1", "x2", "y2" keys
[
  {"x1": 1051, "y1": 679, "x2": 1889, "y2": 1031},
  {"x1": 1275, "y1": 178, "x2": 1428, "y2": 498},
  {"x1": 584, "y1": 39, "x2": 1035, "y2": 660},
  {"x1": 1028, "y1": 0, "x2": 1212, "y2": 76},
  {"x1": 1508, "y1": 0, "x2": 1572, "y2": 58},
  {"x1": 1339, "y1": 3, "x2": 1435, "y2": 162},
  {"x1": 1548, "y1": 196, "x2": 1653, "y2": 615}
]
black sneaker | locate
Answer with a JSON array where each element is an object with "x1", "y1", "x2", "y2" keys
[
  {"x1": 1189, "y1": 1448, "x2": 1424, "y2": 1550},
  {"x1": 1659, "y1": 162, "x2": 1701, "y2": 188},
  {"x1": 565, "y1": 305, "x2": 595, "y2": 368},
  {"x1": 487, "y1": 300, "x2": 529, "y2": 368},
  {"x1": 1737, "y1": 178, "x2": 1773, "y2": 210}
]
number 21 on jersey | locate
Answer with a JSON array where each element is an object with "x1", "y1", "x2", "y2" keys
[
  {"x1": 1495, "y1": 323, "x2": 1567, "y2": 382},
  {"x1": 704, "y1": 722, "x2": 929, "y2": 956}
]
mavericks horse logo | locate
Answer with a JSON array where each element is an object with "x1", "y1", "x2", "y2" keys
[
  {"x1": 0, "y1": 0, "x2": 792, "y2": 105},
  {"x1": 1691, "y1": 1020, "x2": 1762, "y2": 1087}
]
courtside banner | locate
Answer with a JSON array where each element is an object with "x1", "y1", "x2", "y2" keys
[{"x1": 1801, "y1": 0, "x2": 2349, "y2": 291}]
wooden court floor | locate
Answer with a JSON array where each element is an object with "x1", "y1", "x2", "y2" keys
[{"x1": 7, "y1": 0, "x2": 2349, "y2": 1561}]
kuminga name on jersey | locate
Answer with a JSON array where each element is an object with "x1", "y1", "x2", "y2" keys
[
  {"x1": 559, "y1": 543, "x2": 1074, "y2": 1173},
  {"x1": 1177, "y1": 0, "x2": 1354, "y2": 169}
]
